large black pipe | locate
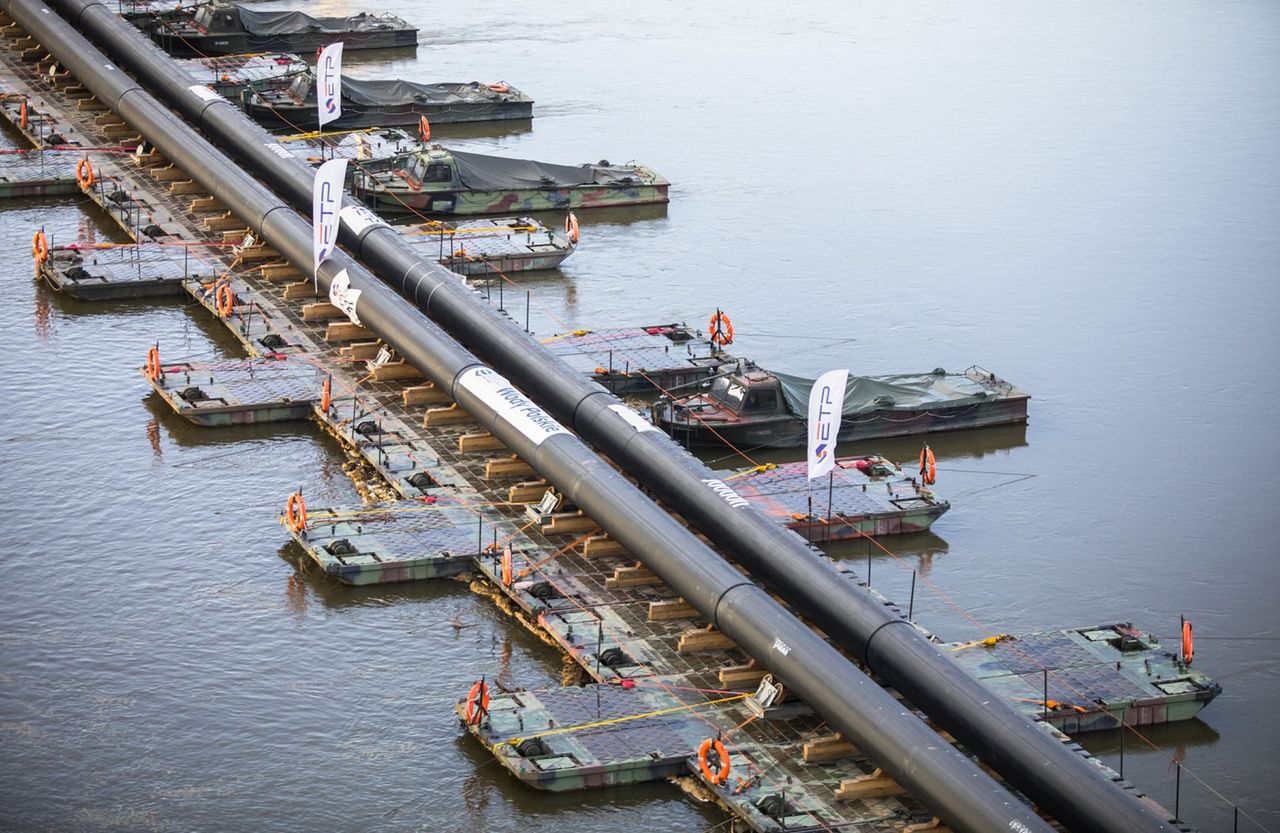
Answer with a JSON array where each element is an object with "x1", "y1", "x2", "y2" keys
[
  {"x1": 49, "y1": 5, "x2": 1176, "y2": 831},
  {"x1": 2, "y1": 3, "x2": 1060, "y2": 831}
]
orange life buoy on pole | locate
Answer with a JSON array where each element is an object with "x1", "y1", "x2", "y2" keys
[
  {"x1": 20, "y1": 98, "x2": 28, "y2": 130},
  {"x1": 75, "y1": 157, "x2": 95, "y2": 189},
  {"x1": 708, "y1": 310, "x2": 734, "y2": 347},
  {"x1": 1181, "y1": 619, "x2": 1194, "y2": 666},
  {"x1": 697, "y1": 737, "x2": 731, "y2": 785},
  {"x1": 501, "y1": 545, "x2": 513, "y2": 587},
  {"x1": 31, "y1": 229, "x2": 49, "y2": 263},
  {"x1": 464, "y1": 679, "x2": 490, "y2": 725},
  {"x1": 215, "y1": 283, "x2": 235, "y2": 318},
  {"x1": 285, "y1": 491, "x2": 307, "y2": 533},
  {"x1": 564, "y1": 212, "x2": 580, "y2": 245},
  {"x1": 320, "y1": 376, "x2": 332, "y2": 412},
  {"x1": 418, "y1": 114, "x2": 431, "y2": 142},
  {"x1": 145, "y1": 345, "x2": 162, "y2": 381},
  {"x1": 919, "y1": 444, "x2": 937, "y2": 486}
]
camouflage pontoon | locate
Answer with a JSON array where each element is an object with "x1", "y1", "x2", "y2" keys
[
  {"x1": 655, "y1": 363, "x2": 1029, "y2": 448},
  {"x1": 353, "y1": 145, "x2": 669, "y2": 216},
  {"x1": 245, "y1": 75, "x2": 533, "y2": 132},
  {"x1": 153, "y1": 3, "x2": 417, "y2": 57}
]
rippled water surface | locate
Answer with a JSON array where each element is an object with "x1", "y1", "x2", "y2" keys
[{"x1": 2, "y1": 2, "x2": 1278, "y2": 831}]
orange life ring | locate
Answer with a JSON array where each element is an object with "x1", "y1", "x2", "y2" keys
[
  {"x1": 145, "y1": 345, "x2": 161, "y2": 381},
  {"x1": 708, "y1": 311, "x2": 734, "y2": 346},
  {"x1": 215, "y1": 283, "x2": 235, "y2": 318},
  {"x1": 1181, "y1": 619, "x2": 1193, "y2": 665},
  {"x1": 564, "y1": 212, "x2": 580, "y2": 245},
  {"x1": 75, "y1": 157, "x2": 95, "y2": 189},
  {"x1": 919, "y1": 445, "x2": 937, "y2": 486},
  {"x1": 418, "y1": 114, "x2": 431, "y2": 142},
  {"x1": 320, "y1": 376, "x2": 332, "y2": 412},
  {"x1": 464, "y1": 679, "x2": 490, "y2": 725},
  {"x1": 20, "y1": 98, "x2": 28, "y2": 130},
  {"x1": 487, "y1": 82, "x2": 509, "y2": 94},
  {"x1": 501, "y1": 546, "x2": 513, "y2": 587},
  {"x1": 31, "y1": 229, "x2": 49, "y2": 263},
  {"x1": 285, "y1": 492, "x2": 307, "y2": 533},
  {"x1": 697, "y1": 737, "x2": 730, "y2": 785}
]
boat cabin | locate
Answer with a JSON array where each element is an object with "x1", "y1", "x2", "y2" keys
[
  {"x1": 703, "y1": 368, "x2": 788, "y2": 418},
  {"x1": 192, "y1": 3, "x2": 243, "y2": 34}
]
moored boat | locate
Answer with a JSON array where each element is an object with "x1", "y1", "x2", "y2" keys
[
  {"x1": 152, "y1": 3, "x2": 417, "y2": 57},
  {"x1": 654, "y1": 363, "x2": 1029, "y2": 448},
  {"x1": 244, "y1": 75, "x2": 532, "y2": 131},
  {"x1": 353, "y1": 145, "x2": 669, "y2": 216},
  {"x1": 177, "y1": 52, "x2": 308, "y2": 100}
]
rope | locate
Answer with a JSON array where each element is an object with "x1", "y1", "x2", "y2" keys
[{"x1": 503, "y1": 692, "x2": 752, "y2": 746}]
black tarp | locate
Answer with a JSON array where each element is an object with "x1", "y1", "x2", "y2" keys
[
  {"x1": 448, "y1": 149, "x2": 646, "y2": 190},
  {"x1": 341, "y1": 78, "x2": 524, "y2": 107},
  {"x1": 236, "y1": 7, "x2": 409, "y2": 35}
]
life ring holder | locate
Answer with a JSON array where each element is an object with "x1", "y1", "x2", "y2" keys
[
  {"x1": 31, "y1": 229, "x2": 49, "y2": 263},
  {"x1": 145, "y1": 346, "x2": 162, "y2": 381},
  {"x1": 708, "y1": 310, "x2": 734, "y2": 347},
  {"x1": 75, "y1": 157, "x2": 95, "y2": 189},
  {"x1": 919, "y1": 445, "x2": 937, "y2": 486},
  {"x1": 464, "y1": 679, "x2": 491, "y2": 725},
  {"x1": 285, "y1": 492, "x2": 307, "y2": 534}
]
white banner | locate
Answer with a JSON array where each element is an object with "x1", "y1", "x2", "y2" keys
[
  {"x1": 316, "y1": 42, "x2": 343, "y2": 129},
  {"x1": 328, "y1": 268, "x2": 361, "y2": 325},
  {"x1": 806, "y1": 368, "x2": 849, "y2": 480},
  {"x1": 456, "y1": 367, "x2": 569, "y2": 446},
  {"x1": 312, "y1": 158, "x2": 347, "y2": 281}
]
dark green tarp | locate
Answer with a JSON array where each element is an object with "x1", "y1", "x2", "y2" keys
[
  {"x1": 775, "y1": 370, "x2": 993, "y2": 417},
  {"x1": 447, "y1": 149, "x2": 647, "y2": 191}
]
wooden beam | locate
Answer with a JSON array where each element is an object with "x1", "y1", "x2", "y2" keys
[
  {"x1": 606, "y1": 564, "x2": 659, "y2": 589},
  {"x1": 903, "y1": 819, "x2": 953, "y2": 833},
  {"x1": 542, "y1": 511, "x2": 598, "y2": 534},
  {"x1": 151, "y1": 165, "x2": 186, "y2": 182},
  {"x1": 648, "y1": 599, "x2": 698, "y2": 622},
  {"x1": 582, "y1": 534, "x2": 626, "y2": 558},
  {"x1": 677, "y1": 625, "x2": 735, "y2": 653},
  {"x1": 484, "y1": 455, "x2": 534, "y2": 479},
  {"x1": 301, "y1": 301, "x2": 343, "y2": 320},
  {"x1": 325, "y1": 321, "x2": 375, "y2": 342},
  {"x1": 282, "y1": 281, "x2": 322, "y2": 300},
  {"x1": 802, "y1": 733, "x2": 860, "y2": 763},
  {"x1": 507, "y1": 480, "x2": 549, "y2": 503},
  {"x1": 834, "y1": 769, "x2": 905, "y2": 802},
  {"x1": 459, "y1": 432, "x2": 505, "y2": 453},
  {"x1": 259, "y1": 263, "x2": 302, "y2": 282},
  {"x1": 423, "y1": 403, "x2": 472, "y2": 427},
  {"x1": 401, "y1": 382, "x2": 449, "y2": 405},
  {"x1": 221, "y1": 229, "x2": 248, "y2": 244},
  {"x1": 189, "y1": 196, "x2": 224, "y2": 213},
  {"x1": 370, "y1": 360, "x2": 422, "y2": 381},
  {"x1": 340, "y1": 340, "x2": 382, "y2": 361},
  {"x1": 237, "y1": 245, "x2": 278, "y2": 262},
  {"x1": 718, "y1": 660, "x2": 767, "y2": 688},
  {"x1": 202, "y1": 213, "x2": 244, "y2": 231}
]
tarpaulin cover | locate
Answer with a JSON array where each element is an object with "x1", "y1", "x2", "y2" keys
[
  {"x1": 776, "y1": 370, "x2": 994, "y2": 417},
  {"x1": 236, "y1": 7, "x2": 409, "y2": 35},
  {"x1": 447, "y1": 149, "x2": 646, "y2": 191},
  {"x1": 339, "y1": 79, "x2": 524, "y2": 107}
]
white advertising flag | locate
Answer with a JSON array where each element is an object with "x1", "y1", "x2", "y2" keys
[
  {"x1": 316, "y1": 42, "x2": 343, "y2": 129},
  {"x1": 806, "y1": 369, "x2": 849, "y2": 480},
  {"x1": 312, "y1": 158, "x2": 348, "y2": 282}
]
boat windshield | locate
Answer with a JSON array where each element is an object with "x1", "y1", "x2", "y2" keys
[
  {"x1": 404, "y1": 154, "x2": 427, "y2": 182},
  {"x1": 708, "y1": 377, "x2": 747, "y2": 412}
]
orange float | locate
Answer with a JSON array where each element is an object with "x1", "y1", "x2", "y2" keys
[
  {"x1": 708, "y1": 310, "x2": 734, "y2": 346},
  {"x1": 464, "y1": 679, "x2": 490, "y2": 725},
  {"x1": 31, "y1": 229, "x2": 49, "y2": 263},
  {"x1": 145, "y1": 346, "x2": 162, "y2": 381},
  {"x1": 564, "y1": 212, "x2": 580, "y2": 245},
  {"x1": 320, "y1": 376, "x2": 332, "y2": 412},
  {"x1": 1181, "y1": 619, "x2": 1194, "y2": 665},
  {"x1": 418, "y1": 114, "x2": 431, "y2": 142},
  {"x1": 919, "y1": 445, "x2": 937, "y2": 486},
  {"x1": 285, "y1": 492, "x2": 308, "y2": 533},
  {"x1": 215, "y1": 283, "x2": 235, "y2": 318},
  {"x1": 75, "y1": 157, "x2": 95, "y2": 189},
  {"x1": 697, "y1": 737, "x2": 731, "y2": 785}
]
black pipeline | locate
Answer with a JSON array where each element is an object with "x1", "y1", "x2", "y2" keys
[
  {"x1": 51, "y1": 4, "x2": 1175, "y2": 830},
  {"x1": 3, "y1": 2, "x2": 1058, "y2": 831}
]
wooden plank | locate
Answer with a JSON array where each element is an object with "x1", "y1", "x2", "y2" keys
[
  {"x1": 903, "y1": 818, "x2": 953, "y2": 833},
  {"x1": 648, "y1": 599, "x2": 698, "y2": 622},
  {"x1": 324, "y1": 321, "x2": 374, "y2": 342},
  {"x1": 370, "y1": 360, "x2": 422, "y2": 381},
  {"x1": 401, "y1": 383, "x2": 449, "y2": 406},
  {"x1": 802, "y1": 733, "x2": 860, "y2": 763},
  {"x1": 282, "y1": 281, "x2": 322, "y2": 300},
  {"x1": 606, "y1": 564, "x2": 660, "y2": 589},
  {"x1": 135, "y1": 151, "x2": 165, "y2": 168},
  {"x1": 582, "y1": 534, "x2": 626, "y2": 558},
  {"x1": 718, "y1": 661, "x2": 768, "y2": 688},
  {"x1": 543, "y1": 511, "x2": 598, "y2": 534},
  {"x1": 151, "y1": 165, "x2": 186, "y2": 182},
  {"x1": 202, "y1": 213, "x2": 244, "y2": 231},
  {"x1": 301, "y1": 302, "x2": 343, "y2": 321},
  {"x1": 259, "y1": 263, "x2": 302, "y2": 282},
  {"x1": 237, "y1": 245, "x2": 278, "y2": 262},
  {"x1": 221, "y1": 229, "x2": 248, "y2": 244},
  {"x1": 485, "y1": 455, "x2": 534, "y2": 479},
  {"x1": 102, "y1": 123, "x2": 137, "y2": 137},
  {"x1": 507, "y1": 480, "x2": 549, "y2": 503},
  {"x1": 340, "y1": 340, "x2": 383, "y2": 361},
  {"x1": 189, "y1": 196, "x2": 224, "y2": 213},
  {"x1": 834, "y1": 769, "x2": 905, "y2": 802},
  {"x1": 458, "y1": 432, "x2": 505, "y2": 453},
  {"x1": 169, "y1": 180, "x2": 204, "y2": 195},
  {"x1": 677, "y1": 626, "x2": 736, "y2": 653},
  {"x1": 423, "y1": 403, "x2": 472, "y2": 427}
]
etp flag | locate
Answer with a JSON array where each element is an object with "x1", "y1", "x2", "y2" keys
[
  {"x1": 316, "y1": 42, "x2": 343, "y2": 129},
  {"x1": 806, "y1": 369, "x2": 848, "y2": 480},
  {"x1": 312, "y1": 158, "x2": 348, "y2": 284}
]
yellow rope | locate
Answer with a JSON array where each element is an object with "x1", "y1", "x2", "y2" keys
[
  {"x1": 949, "y1": 633, "x2": 1011, "y2": 652},
  {"x1": 504, "y1": 692, "x2": 752, "y2": 746},
  {"x1": 724, "y1": 463, "x2": 777, "y2": 481},
  {"x1": 276, "y1": 126, "x2": 378, "y2": 141},
  {"x1": 402, "y1": 225, "x2": 538, "y2": 236}
]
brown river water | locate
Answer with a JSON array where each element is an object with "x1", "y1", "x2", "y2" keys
[{"x1": 1, "y1": 2, "x2": 1277, "y2": 831}]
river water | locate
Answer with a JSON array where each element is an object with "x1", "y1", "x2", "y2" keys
[{"x1": 2, "y1": 2, "x2": 1277, "y2": 831}]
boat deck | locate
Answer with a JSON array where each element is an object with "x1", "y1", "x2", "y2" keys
[
  {"x1": 0, "y1": 29, "x2": 1195, "y2": 833},
  {"x1": 39, "y1": 242, "x2": 213, "y2": 299},
  {"x1": 147, "y1": 356, "x2": 321, "y2": 426},
  {"x1": 542, "y1": 325, "x2": 732, "y2": 395},
  {"x1": 0, "y1": 147, "x2": 85, "y2": 196},
  {"x1": 397, "y1": 216, "x2": 574, "y2": 275}
]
